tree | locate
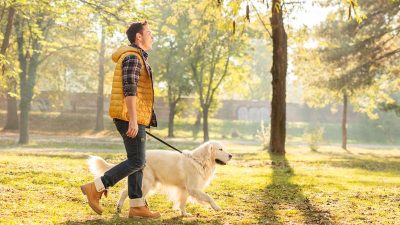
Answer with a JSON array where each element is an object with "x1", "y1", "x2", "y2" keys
[
  {"x1": 294, "y1": 0, "x2": 399, "y2": 149},
  {"x1": 9, "y1": 0, "x2": 141, "y2": 142},
  {"x1": 95, "y1": 25, "x2": 105, "y2": 131},
  {"x1": 188, "y1": 1, "x2": 248, "y2": 141},
  {"x1": 268, "y1": 0, "x2": 287, "y2": 154},
  {"x1": 240, "y1": 39, "x2": 272, "y2": 101},
  {"x1": 1, "y1": 3, "x2": 17, "y2": 130},
  {"x1": 148, "y1": 0, "x2": 193, "y2": 138},
  {"x1": 79, "y1": 1, "x2": 143, "y2": 132},
  {"x1": 13, "y1": 0, "x2": 90, "y2": 143},
  {"x1": 14, "y1": 7, "x2": 55, "y2": 143},
  {"x1": 219, "y1": 0, "x2": 366, "y2": 154}
]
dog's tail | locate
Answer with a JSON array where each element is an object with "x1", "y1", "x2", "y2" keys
[{"x1": 87, "y1": 156, "x2": 114, "y2": 177}]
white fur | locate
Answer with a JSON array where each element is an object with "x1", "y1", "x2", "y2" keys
[{"x1": 86, "y1": 140, "x2": 232, "y2": 216}]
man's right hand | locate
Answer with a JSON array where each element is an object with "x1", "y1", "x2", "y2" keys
[
  {"x1": 126, "y1": 119, "x2": 139, "y2": 138},
  {"x1": 125, "y1": 96, "x2": 138, "y2": 138}
]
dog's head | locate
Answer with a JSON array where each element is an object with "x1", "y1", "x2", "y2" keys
[{"x1": 202, "y1": 141, "x2": 232, "y2": 166}]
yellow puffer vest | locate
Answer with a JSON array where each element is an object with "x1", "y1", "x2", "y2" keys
[{"x1": 109, "y1": 46, "x2": 154, "y2": 126}]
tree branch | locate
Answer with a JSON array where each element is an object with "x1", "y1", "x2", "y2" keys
[
  {"x1": 209, "y1": 54, "x2": 231, "y2": 105},
  {"x1": 77, "y1": 0, "x2": 129, "y2": 24},
  {"x1": 251, "y1": 2, "x2": 272, "y2": 39},
  {"x1": 205, "y1": 43, "x2": 222, "y2": 105},
  {"x1": 38, "y1": 45, "x2": 78, "y2": 64}
]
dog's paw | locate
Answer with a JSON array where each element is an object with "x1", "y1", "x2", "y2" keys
[
  {"x1": 181, "y1": 212, "x2": 193, "y2": 217},
  {"x1": 116, "y1": 205, "x2": 122, "y2": 213}
]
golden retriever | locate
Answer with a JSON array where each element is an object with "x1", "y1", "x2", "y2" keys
[{"x1": 87, "y1": 140, "x2": 232, "y2": 216}]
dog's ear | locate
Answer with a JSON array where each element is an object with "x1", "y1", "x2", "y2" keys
[
  {"x1": 207, "y1": 143, "x2": 213, "y2": 153},
  {"x1": 200, "y1": 142, "x2": 213, "y2": 157},
  {"x1": 207, "y1": 143, "x2": 217, "y2": 158}
]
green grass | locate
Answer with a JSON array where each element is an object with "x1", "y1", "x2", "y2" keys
[
  {"x1": 0, "y1": 136, "x2": 203, "y2": 152},
  {"x1": 0, "y1": 141, "x2": 399, "y2": 224}
]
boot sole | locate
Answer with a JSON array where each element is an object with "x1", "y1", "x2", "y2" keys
[{"x1": 129, "y1": 216, "x2": 161, "y2": 220}]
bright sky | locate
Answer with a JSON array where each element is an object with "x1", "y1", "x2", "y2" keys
[
  {"x1": 288, "y1": 1, "x2": 334, "y2": 29},
  {"x1": 286, "y1": 2, "x2": 335, "y2": 103}
]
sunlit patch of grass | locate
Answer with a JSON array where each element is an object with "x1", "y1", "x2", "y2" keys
[
  {"x1": 0, "y1": 138, "x2": 202, "y2": 152},
  {"x1": 0, "y1": 143, "x2": 399, "y2": 224}
]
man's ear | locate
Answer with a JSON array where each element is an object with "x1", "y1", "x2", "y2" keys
[{"x1": 135, "y1": 32, "x2": 141, "y2": 42}]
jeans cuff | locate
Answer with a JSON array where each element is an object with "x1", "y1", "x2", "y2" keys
[
  {"x1": 94, "y1": 177, "x2": 106, "y2": 192},
  {"x1": 130, "y1": 197, "x2": 146, "y2": 207}
]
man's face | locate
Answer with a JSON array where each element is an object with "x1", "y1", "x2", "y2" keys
[{"x1": 137, "y1": 24, "x2": 153, "y2": 51}]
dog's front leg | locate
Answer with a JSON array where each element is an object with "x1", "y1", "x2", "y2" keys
[
  {"x1": 116, "y1": 188, "x2": 128, "y2": 213},
  {"x1": 180, "y1": 207, "x2": 192, "y2": 217},
  {"x1": 188, "y1": 189, "x2": 221, "y2": 211}
]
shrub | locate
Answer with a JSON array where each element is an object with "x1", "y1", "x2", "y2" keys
[
  {"x1": 256, "y1": 121, "x2": 270, "y2": 150},
  {"x1": 303, "y1": 125, "x2": 325, "y2": 151}
]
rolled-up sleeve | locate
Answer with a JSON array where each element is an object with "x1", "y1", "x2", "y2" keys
[{"x1": 122, "y1": 55, "x2": 141, "y2": 96}]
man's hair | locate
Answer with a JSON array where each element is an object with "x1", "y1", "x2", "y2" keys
[{"x1": 126, "y1": 21, "x2": 148, "y2": 44}]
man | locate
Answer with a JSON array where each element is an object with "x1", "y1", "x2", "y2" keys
[{"x1": 80, "y1": 21, "x2": 161, "y2": 219}]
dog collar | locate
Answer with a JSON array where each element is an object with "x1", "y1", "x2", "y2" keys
[{"x1": 183, "y1": 153, "x2": 206, "y2": 169}]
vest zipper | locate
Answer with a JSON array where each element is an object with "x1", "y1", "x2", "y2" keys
[{"x1": 139, "y1": 50, "x2": 155, "y2": 127}]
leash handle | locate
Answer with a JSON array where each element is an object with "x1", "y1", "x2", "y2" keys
[{"x1": 145, "y1": 131, "x2": 182, "y2": 153}]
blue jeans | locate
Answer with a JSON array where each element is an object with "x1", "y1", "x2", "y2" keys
[{"x1": 100, "y1": 118, "x2": 146, "y2": 199}]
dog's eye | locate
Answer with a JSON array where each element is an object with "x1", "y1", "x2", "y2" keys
[{"x1": 219, "y1": 148, "x2": 223, "y2": 151}]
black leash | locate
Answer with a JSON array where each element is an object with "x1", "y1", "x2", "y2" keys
[{"x1": 145, "y1": 131, "x2": 182, "y2": 154}]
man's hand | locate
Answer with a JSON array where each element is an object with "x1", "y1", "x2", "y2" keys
[
  {"x1": 125, "y1": 96, "x2": 138, "y2": 138},
  {"x1": 126, "y1": 118, "x2": 139, "y2": 138}
]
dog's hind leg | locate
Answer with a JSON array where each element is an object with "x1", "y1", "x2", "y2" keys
[
  {"x1": 188, "y1": 188, "x2": 221, "y2": 211},
  {"x1": 139, "y1": 172, "x2": 156, "y2": 206},
  {"x1": 116, "y1": 177, "x2": 152, "y2": 213},
  {"x1": 116, "y1": 188, "x2": 128, "y2": 213},
  {"x1": 141, "y1": 178, "x2": 153, "y2": 196}
]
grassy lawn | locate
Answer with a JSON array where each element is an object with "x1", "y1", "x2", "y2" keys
[{"x1": 0, "y1": 139, "x2": 399, "y2": 225}]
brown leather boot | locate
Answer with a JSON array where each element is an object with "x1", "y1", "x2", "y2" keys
[
  {"x1": 80, "y1": 182, "x2": 106, "y2": 215},
  {"x1": 128, "y1": 206, "x2": 161, "y2": 219}
]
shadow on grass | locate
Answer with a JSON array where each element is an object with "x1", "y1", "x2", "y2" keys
[
  {"x1": 311, "y1": 150, "x2": 400, "y2": 173},
  {"x1": 258, "y1": 152, "x2": 336, "y2": 225},
  {"x1": 327, "y1": 157, "x2": 400, "y2": 173},
  {"x1": 62, "y1": 212, "x2": 224, "y2": 225}
]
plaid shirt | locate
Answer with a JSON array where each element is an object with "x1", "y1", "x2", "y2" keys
[{"x1": 122, "y1": 43, "x2": 157, "y2": 128}]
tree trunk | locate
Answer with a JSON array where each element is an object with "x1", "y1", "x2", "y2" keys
[
  {"x1": 15, "y1": 16, "x2": 29, "y2": 144},
  {"x1": 342, "y1": 93, "x2": 348, "y2": 150},
  {"x1": 4, "y1": 81, "x2": 18, "y2": 130},
  {"x1": 16, "y1": 16, "x2": 40, "y2": 144},
  {"x1": 18, "y1": 56, "x2": 39, "y2": 144},
  {"x1": 2, "y1": 7, "x2": 18, "y2": 130},
  {"x1": 168, "y1": 102, "x2": 176, "y2": 138},
  {"x1": 18, "y1": 102, "x2": 29, "y2": 144},
  {"x1": 202, "y1": 106, "x2": 209, "y2": 142},
  {"x1": 268, "y1": 0, "x2": 287, "y2": 155},
  {"x1": 95, "y1": 26, "x2": 105, "y2": 131},
  {"x1": 195, "y1": 111, "x2": 201, "y2": 127},
  {"x1": 0, "y1": 7, "x2": 14, "y2": 54}
]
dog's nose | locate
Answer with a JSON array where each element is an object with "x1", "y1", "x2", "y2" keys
[{"x1": 229, "y1": 154, "x2": 232, "y2": 159}]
